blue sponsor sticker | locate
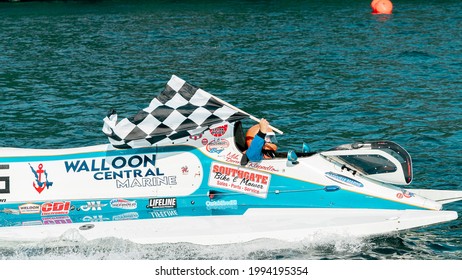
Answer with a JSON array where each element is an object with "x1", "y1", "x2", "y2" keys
[{"x1": 325, "y1": 172, "x2": 363, "y2": 188}]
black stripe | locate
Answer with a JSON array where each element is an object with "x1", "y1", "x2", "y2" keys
[{"x1": 0, "y1": 165, "x2": 9, "y2": 170}]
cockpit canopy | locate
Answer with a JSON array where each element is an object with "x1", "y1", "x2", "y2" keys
[{"x1": 321, "y1": 141, "x2": 413, "y2": 185}]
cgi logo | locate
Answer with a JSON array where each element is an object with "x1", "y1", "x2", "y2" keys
[{"x1": 41, "y1": 201, "x2": 71, "y2": 216}]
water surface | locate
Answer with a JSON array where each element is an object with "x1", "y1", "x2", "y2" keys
[{"x1": 1, "y1": 0, "x2": 461, "y2": 260}]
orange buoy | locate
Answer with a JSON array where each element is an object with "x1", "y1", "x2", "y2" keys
[
  {"x1": 371, "y1": 0, "x2": 381, "y2": 9},
  {"x1": 371, "y1": 0, "x2": 393, "y2": 14}
]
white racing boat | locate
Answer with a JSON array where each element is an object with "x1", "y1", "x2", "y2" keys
[{"x1": 1, "y1": 75, "x2": 461, "y2": 245}]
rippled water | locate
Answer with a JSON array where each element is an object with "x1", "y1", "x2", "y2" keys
[{"x1": 1, "y1": 0, "x2": 461, "y2": 260}]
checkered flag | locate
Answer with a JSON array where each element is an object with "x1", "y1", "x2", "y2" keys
[{"x1": 103, "y1": 75, "x2": 248, "y2": 148}]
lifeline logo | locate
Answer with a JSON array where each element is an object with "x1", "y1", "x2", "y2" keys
[
  {"x1": 148, "y1": 197, "x2": 177, "y2": 209},
  {"x1": 325, "y1": 172, "x2": 363, "y2": 188}
]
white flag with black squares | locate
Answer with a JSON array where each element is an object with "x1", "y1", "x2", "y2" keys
[{"x1": 103, "y1": 75, "x2": 248, "y2": 149}]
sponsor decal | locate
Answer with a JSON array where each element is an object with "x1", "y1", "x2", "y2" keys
[
  {"x1": 201, "y1": 138, "x2": 209, "y2": 146},
  {"x1": 209, "y1": 124, "x2": 228, "y2": 137},
  {"x1": 0, "y1": 199, "x2": 6, "y2": 203},
  {"x1": 209, "y1": 162, "x2": 271, "y2": 198},
  {"x1": 247, "y1": 162, "x2": 279, "y2": 172},
  {"x1": 224, "y1": 154, "x2": 280, "y2": 171},
  {"x1": 79, "y1": 201, "x2": 107, "y2": 211},
  {"x1": 41, "y1": 201, "x2": 71, "y2": 216},
  {"x1": 396, "y1": 189, "x2": 415, "y2": 199},
  {"x1": 325, "y1": 172, "x2": 363, "y2": 188},
  {"x1": 206, "y1": 200, "x2": 238, "y2": 210},
  {"x1": 22, "y1": 220, "x2": 42, "y2": 226},
  {"x1": 149, "y1": 209, "x2": 178, "y2": 218},
  {"x1": 0, "y1": 208, "x2": 19, "y2": 215},
  {"x1": 181, "y1": 166, "x2": 189, "y2": 175},
  {"x1": 206, "y1": 139, "x2": 230, "y2": 154},
  {"x1": 112, "y1": 212, "x2": 139, "y2": 221},
  {"x1": 110, "y1": 198, "x2": 137, "y2": 210},
  {"x1": 0, "y1": 164, "x2": 10, "y2": 194},
  {"x1": 189, "y1": 133, "x2": 203, "y2": 140},
  {"x1": 64, "y1": 154, "x2": 178, "y2": 189},
  {"x1": 224, "y1": 152, "x2": 241, "y2": 165},
  {"x1": 148, "y1": 197, "x2": 177, "y2": 209},
  {"x1": 19, "y1": 203, "x2": 41, "y2": 214},
  {"x1": 42, "y1": 216, "x2": 72, "y2": 225},
  {"x1": 29, "y1": 163, "x2": 54, "y2": 194},
  {"x1": 82, "y1": 215, "x2": 110, "y2": 222}
]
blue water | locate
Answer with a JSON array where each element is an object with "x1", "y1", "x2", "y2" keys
[{"x1": 0, "y1": 0, "x2": 461, "y2": 260}]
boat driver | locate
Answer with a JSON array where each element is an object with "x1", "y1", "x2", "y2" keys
[{"x1": 240, "y1": 118, "x2": 278, "y2": 165}]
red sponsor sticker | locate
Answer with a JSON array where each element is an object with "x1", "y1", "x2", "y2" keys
[
  {"x1": 189, "y1": 134, "x2": 202, "y2": 140},
  {"x1": 41, "y1": 201, "x2": 71, "y2": 216},
  {"x1": 209, "y1": 125, "x2": 228, "y2": 137},
  {"x1": 209, "y1": 162, "x2": 271, "y2": 198}
]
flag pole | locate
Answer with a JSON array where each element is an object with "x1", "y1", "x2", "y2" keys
[{"x1": 211, "y1": 94, "x2": 284, "y2": 135}]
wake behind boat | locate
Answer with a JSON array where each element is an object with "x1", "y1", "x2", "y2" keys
[{"x1": 0, "y1": 75, "x2": 461, "y2": 245}]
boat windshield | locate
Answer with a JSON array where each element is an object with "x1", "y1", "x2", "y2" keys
[
  {"x1": 327, "y1": 141, "x2": 413, "y2": 185},
  {"x1": 338, "y1": 154, "x2": 397, "y2": 175}
]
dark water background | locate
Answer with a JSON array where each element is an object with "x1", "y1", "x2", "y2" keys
[{"x1": 0, "y1": 0, "x2": 461, "y2": 260}]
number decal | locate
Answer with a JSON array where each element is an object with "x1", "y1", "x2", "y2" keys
[{"x1": 0, "y1": 164, "x2": 10, "y2": 194}]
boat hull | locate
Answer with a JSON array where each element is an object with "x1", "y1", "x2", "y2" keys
[{"x1": 0, "y1": 208, "x2": 457, "y2": 245}]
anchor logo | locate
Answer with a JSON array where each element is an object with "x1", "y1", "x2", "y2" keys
[{"x1": 29, "y1": 163, "x2": 54, "y2": 194}]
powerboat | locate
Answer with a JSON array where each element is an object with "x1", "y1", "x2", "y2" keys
[{"x1": 1, "y1": 75, "x2": 461, "y2": 245}]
